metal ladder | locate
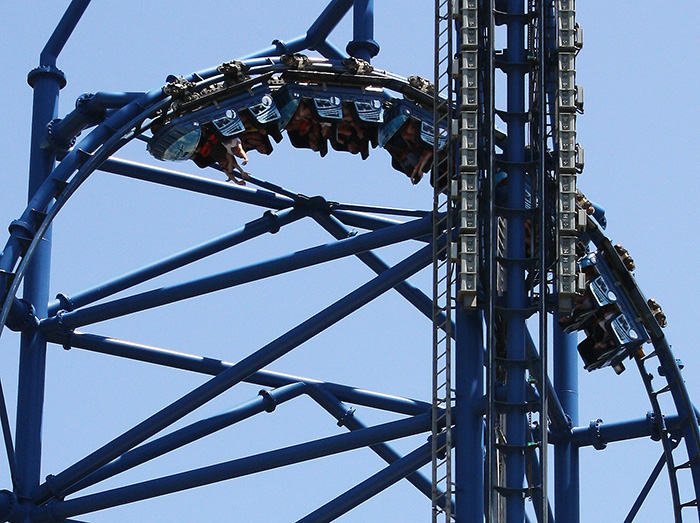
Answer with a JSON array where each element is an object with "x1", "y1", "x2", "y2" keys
[
  {"x1": 432, "y1": 0, "x2": 483, "y2": 519},
  {"x1": 431, "y1": 0, "x2": 455, "y2": 520}
]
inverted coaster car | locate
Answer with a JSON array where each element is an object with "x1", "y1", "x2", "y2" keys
[{"x1": 275, "y1": 82, "x2": 387, "y2": 159}]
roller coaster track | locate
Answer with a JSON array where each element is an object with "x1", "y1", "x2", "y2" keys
[
  {"x1": 587, "y1": 218, "x2": 700, "y2": 522},
  {"x1": 0, "y1": 57, "x2": 438, "y2": 337},
  {"x1": 1, "y1": 2, "x2": 699, "y2": 521}
]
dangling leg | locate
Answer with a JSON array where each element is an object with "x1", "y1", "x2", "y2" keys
[
  {"x1": 223, "y1": 137, "x2": 249, "y2": 165},
  {"x1": 219, "y1": 153, "x2": 250, "y2": 185}
]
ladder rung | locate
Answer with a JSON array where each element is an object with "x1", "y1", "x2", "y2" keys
[{"x1": 494, "y1": 485, "x2": 537, "y2": 496}]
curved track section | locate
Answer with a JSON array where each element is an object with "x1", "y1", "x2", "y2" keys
[
  {"x1": 587, "y1": 221, "x2": 700, "y2": 521},
  {"x1": 0, "y1": 8, "x2": 698, "y2": 523}
]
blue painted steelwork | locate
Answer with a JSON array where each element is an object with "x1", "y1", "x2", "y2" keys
[
  {"x1": 623, "y1": 453, "x2": 670, "y2": 523},
  {"x1": 40, "y1": 214, "x2": 431, "y2": 331},
  {"x1": 99, "y1": 157, "x2": 297, "y2": 210},
  {"x1": 503, "y1": 1, "x2": 529, "y2": 520},
  {"x1": 347, "y1": 0, "x2": 379, "y2": 62},
  {"x1": 311, "y1": 211, "x2": 436, "y2": 321},
  {"x1": 14, "y1": 0, "x2": 91, "y2": 503},
  {"x1": 1, "y1": 2, "x2": 699, "y2": 521},
  {"x1": 242, "y1": 0, "x2": 352, "y2": 60},
  {"x1": 297, "y1": 431, "x2": 440, "y2": 523},
  {"x1": 455, "y1": 310, "x2": 484, "y2": 521},
  {"x1": 30, "y1": 413, "x2": 432, "y2": 522},
  {"x1": 48, "y1": 207, "x2": 307, "y2": 315},
  {"x1": 48, "y1": 330, "x2": 431, "y2": 415},
  {"x1": 569, "y1": 413, "x2": 685, "y2": 448},
  {"x1": 32, "y1": 243, "x2": 433, "y2": 506},
  {"x1": 48, "y1": 92, "x2": 144, "y2": 150},
  {"x1": 554, "y1": 324, "x2": 580, "y2": 522},
  {"x1": 308, "y1": 385, "x2": 437, "y2": 504},
  {"x1": 63, "y1": 382, "x2": 308, "y2": 496}
]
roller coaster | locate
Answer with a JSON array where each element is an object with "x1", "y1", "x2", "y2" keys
[{"x1": 0, "y1": 1, "x2": 698, "y2": 521}]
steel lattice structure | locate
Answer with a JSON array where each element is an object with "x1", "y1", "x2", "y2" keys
[{"x1": 0, "y1": 1, "x2": 698, "y2": 522}]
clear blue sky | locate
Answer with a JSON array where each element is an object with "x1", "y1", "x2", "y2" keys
[{"x1": 0, "y1": 1, "x2": 699, "y2": 521}]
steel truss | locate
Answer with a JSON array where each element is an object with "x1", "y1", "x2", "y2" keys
[{"x1": 0, "y1": 1, "x2": 699, "y2": 522}]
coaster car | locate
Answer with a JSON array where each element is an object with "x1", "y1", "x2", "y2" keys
[
  {"x1": 379, "y1": 100, "x2": 447, "y2": 184},
  {"x1": 148, "y1": 84, "x2": 282, "y2": 162},
  {"x1": 559, "y1": 252, "x2": 648, "y2": 373},
  {"x1": 275, "y1": 83, "x2": 388, "y2": 159}
]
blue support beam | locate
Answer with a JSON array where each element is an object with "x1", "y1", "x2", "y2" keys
[
  {"x1": 307, "y1": 384, "x2": 438, "y2": 506},
  {"x1": 242, "y1": 0, "x2": 353, "y2": 60},
  {"x1": 623, "y1": 452, "x2": 668, "y2": 523},
  {"x1": 297, "y1": 434, "x2": 439, "y2": 523},
  {"x1": 40, "y1": 215, "x2": 431, "y2": 331},
  {"x1": 13, "y1": 0, "x2": 92, "y2": 501},
  {"x1": 554, "y1": 322, "x2": 579, "y2": 521},
  {"x1": 306, "y1": 0, "x2": 354, "y2": 49},
  {"x1": 346, "y1": 0, "x2": 379, "y2": 61},
  {"x1": 38, "y1": 0, "x2": 92, "y2": 67},
  {"x1": 503, "y1": 1, "x2": 528, "y2": 519},
  {"x1": 32, "y1": 242, "x2": 433, "y2": 505},
  {"x1": 64, "y1": 383, "x2": 307, "y2": 496},
  {"x1": 313, "y1": 40, "x2": 348, "y2": 60},
  {"x1": 99, "y1": 157, "x2": 296, "y2": 210},
  {"x1": 331, "y1": 203, "x2": 429, "y2": 219},
  {"x1": 47, "y1": 92, "x2": 144, "y2": 150},
  {"x1": 0, "y1": 89, "x2": 171, "y2": 341},
  {"x1": 455, "y1": 309, "x2": 484, "y2": 521},
  {"x1": 30, "y1": 413, "x2": 432, "y2": 522},
  {"x1": 48, "y1": 207, "x2": 307, "y2": 315},
  {"x1": 100, "y1": 157, "x2": 430, "y2": 229},
  {"x1": 570, "y1": 415, "x2": 676, "y2": 449},
  {"x1": 45, "y1": 330, "x2": 431, "y2": 416},
  {"x1": 311, "y1": 210, "x2": 436, "y2": 322}
]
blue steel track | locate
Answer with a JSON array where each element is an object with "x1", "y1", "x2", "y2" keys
[{"x1": 0, "y1": 1, "x2": 699, "y2": 522}]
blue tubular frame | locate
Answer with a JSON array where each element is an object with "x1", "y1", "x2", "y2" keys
[
  {"x1": 242, "y1": 0, "x2": 352, "y2": 60},
  {"x1": 31, "y1": 414, "x2": 432, "y2": 522},
  {"x1": 311, "y1": 211, "x2": 435, "y2": 321},
  {"x1": 3, "y1": 1, "x2": 700, "y2": 521},
  {"x1": 48, "y1": 330, "x2": 430, "y2": 414},
  {"x1": 98, "y1": 157, "x2": 296, "y2": 210},
  {"x1": 40, "y1": 215, "x2": 431, "y2": 332},
  {"x1": 623, "y1": 452, "x2": 672, "y2": 523},
  {"x1": 63, "y1": 382, "x2": 308, "y2": 496},
  {"x1": 307, "y1": 384, "x2": 438, "y2": 505},
  {"x1": 33, "y1": 243, "x2": 433, "y2": 505},
  {"x1": 347, "y1": 0, "x2": 379, "y2": 61},
  {"x1": 503, "y1": 1, "x2": 528, "y2": 520},
  {"x1": 14, "y1": 0, "x2": 91, "y2": 501},
  {"x1": 554, "y1": 323, "x2": 579, "y2": 521},
  {"x1": 455, "y1": 310, "x2": 484, "y2": 520},
  {"x1": 0, "y1": 87, "x2": 172, "y2": 337},
  {"x1": 297, "y1": 433, "x2": 438, "y2": 523},
  {"x1": 59, "y1": 380, "x2": 430, "y2": 505},
  {"x1": 47, "y1": 207, "x2": 308, "y2": 315},
  {"x1": 100, "y1": 157, "x2": 430, "y2": 227}
]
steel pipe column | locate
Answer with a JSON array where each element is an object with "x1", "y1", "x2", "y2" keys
[
  {"x1": 347, "y1": 0, "x2": 379, "y2": 62},
  {"x1": 554, "y1": 322, "x2": 579, "y2": 521},
  {"x1": 15, "y1": 0, "x2": 92, "y2": 499},
  {"x1": 455, "y1": 309, "x2": 484, "y2": 521},
  {"x1": 503, "y1": 0, "x2": 528, "y2": 520},
  {"x1": 15, "y1": 69, "x2": 57, "y2": 499}
]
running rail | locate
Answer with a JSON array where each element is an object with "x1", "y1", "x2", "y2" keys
[{"x1": 587, "y1": 217, "x2": 700, "y2": 520}]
